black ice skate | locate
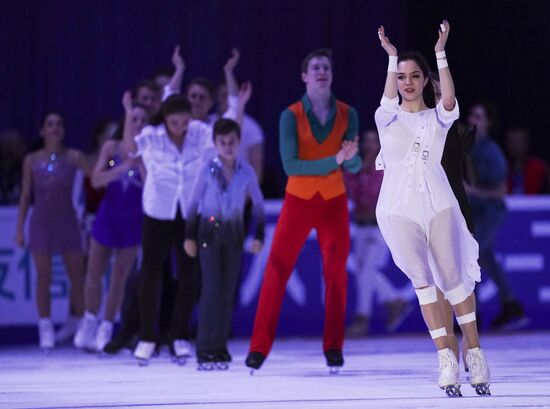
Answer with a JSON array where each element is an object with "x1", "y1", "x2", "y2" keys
[
  {"x1": 324, "y1": 349, "x2": 344, "y2": 374},
  {"x1": 197, "y1": 351, "x2": 216, "y2": 371},
  {"x1": 245, "y1": 351, "x2": 266, "y2": 375},
  {"x1": 214, "y1": 348, "x2": 232, "y2": 370}
]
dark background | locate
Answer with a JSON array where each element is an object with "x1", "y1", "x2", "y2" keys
[{"x1": 1, "y1": 0, "x2": 549, "y2": 197}]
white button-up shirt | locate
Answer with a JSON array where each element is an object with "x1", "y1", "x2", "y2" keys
[{"x1": 134, "y1": 96, "x2": 238, "y2": 220}]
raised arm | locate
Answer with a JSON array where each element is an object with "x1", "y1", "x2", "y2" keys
[
  {"x1": 166, "y1": 45, "x2": 185, "y2": 96},
  {"x1": 224, "y1": 48, "x2": 240, "y2": 98},
  {"x1": 434, "y1": 20, "x2": 456, "y2": 111},
  {"x1": 378, "y1": 25, "x2": 398, "y2": 99},
  {"x1": 15, "y1": 155, "x2": 33, "y2": 247},
  {"x1": 91, "y1": 141, "x2": 136, "y2": 188},
  {"x1": 236, "y1": 81, "x2": 252, "y2": 127},
  {"x1": 221, "y1": 48, "x2": 241, "y2": 121},
  {"x1": 122, "y1": 91, "x2": 138, "y2": 155}
]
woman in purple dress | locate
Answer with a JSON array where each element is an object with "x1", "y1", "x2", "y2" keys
[
  {"x1": 16, "y1": 112, "x2": 90, "y2": 350},
  {"x1": 73, "y1": 100, "x2": 147, "y2": 352}
]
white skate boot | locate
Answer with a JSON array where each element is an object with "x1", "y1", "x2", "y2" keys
[
  {"x1": 466, "y1": 347, "x2": 491, "y2": 396},
  {"x1": 172, "y1": 339, "x2": 192, "y2": 365},
  {"x1": 95, "y1": 320, "x2": 113, "y2": 353},
  {"x1": 437, "y1": 348, "x2": 462, "y2": 397},
  {"x1": 38, "y1": 318, "x2": 55, "y2": 352},
  {"x1": 73, "y1": 311, "x2": 98, "y2": 350},
  {"x1": 54, "y1": 315, "x2": 79, "y2": 344},
  {"x1": 134, "y1": 340, "x2": 156, "y2": 366}
]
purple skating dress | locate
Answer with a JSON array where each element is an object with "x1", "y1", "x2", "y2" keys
[
  {"x1": 91, "y1": 154, "x2": 143, "y2": 248},
  {"x1": 28, "y1": 151, "x2": 83, "y2": 253}
]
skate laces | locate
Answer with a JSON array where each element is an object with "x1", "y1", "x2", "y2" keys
[
  {"x1": 438, "y1": 349, "x2": 459, "y2": 386},
  {"x1": 467, "y1": 348, "x2": 489, "y2": 381},
  {"x1": 438, "y1": 348, "x2": 457, "y2": 371}
]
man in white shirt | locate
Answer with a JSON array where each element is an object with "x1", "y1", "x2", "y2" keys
[{"x1": 123, "y1": 47, "x2": 246, "y2": 364}]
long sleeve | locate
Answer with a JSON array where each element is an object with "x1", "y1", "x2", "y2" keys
[
  {"x1": 185, "y1": 165, "x2": 208, "y2": 240},
  {"x1": 342, "y1": 107, "x2": 362, "y2": 174},
  {"x1": 374, "y1": 95, "x2": 400, "y2": 130},
  {"x1": 246, "y1": 169, "x2": 266, "y2": 242},
  {"x1": 279, "y1": 109, "x2": 339, "y2": 176},
  {"x1": 221, "y1": 95, "x2": 239, "y2": 121}
]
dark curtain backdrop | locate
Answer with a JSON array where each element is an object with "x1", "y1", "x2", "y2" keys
[
  {"x1": 407, "y1": 0, "x2": 550, "y2": 164},
  {"x1": 1, "y1": 0, "x2": 549, "y2": 197},
  {"x1": 1, "y1": 0, "x2": 408, "y2": 197}
]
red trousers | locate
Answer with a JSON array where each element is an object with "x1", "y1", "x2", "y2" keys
[{"x1": 249, "y1": 192, "x2": 350, "y2": 355}]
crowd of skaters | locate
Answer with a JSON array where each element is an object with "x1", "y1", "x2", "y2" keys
[{"x1": 3, "y1": 21, "x2": 550, "y2": 394}]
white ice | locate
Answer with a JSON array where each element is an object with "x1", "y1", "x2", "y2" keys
[{"x1": 1, "y1": 332, "x2": 550, "y2": 408}]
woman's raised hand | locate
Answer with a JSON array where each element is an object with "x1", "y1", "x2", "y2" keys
[
  {"x1": 435, "y1": 20, "x2": 450, "y2": 52},
  {"x1": 171, "y1": 45, "x2": 185, "y2": 72},
  {"x1": 122, "y1": 91, "x2": 132, "y2": 113},
  {"x1": 378, "y1": 25, "x2": 397, "y2": 56}
]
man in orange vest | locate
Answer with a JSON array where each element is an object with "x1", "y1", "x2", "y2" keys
[{"x1": 246, "y1": 48, "x2": 361, "y2": 373}]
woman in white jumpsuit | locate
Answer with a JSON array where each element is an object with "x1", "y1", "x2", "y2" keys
[{"x1": 374, "y1": 21, "x2": 491, "y2": 397}]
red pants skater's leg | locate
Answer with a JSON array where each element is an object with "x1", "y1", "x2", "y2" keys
[
  {"x1": 249, "y1": 194, "x2": 315, "y2": 355},
  {"x1": 316, "y1": 194, "x2": 350, "y2": 352}
]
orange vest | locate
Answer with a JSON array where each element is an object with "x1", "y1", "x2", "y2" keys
[{"x1": 285, "y1": 100, "x2": 349, "y2": 200}]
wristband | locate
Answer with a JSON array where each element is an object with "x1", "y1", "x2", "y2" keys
[
  {"x1": 435, "y1": 50, "x2": 446, "y2": 59},
  {"x1": 437, "y1": 58, "x2": 448, "y2": 69},
  {"x1": 388, "y1": 56, "x2": 398, "y2": 73}
]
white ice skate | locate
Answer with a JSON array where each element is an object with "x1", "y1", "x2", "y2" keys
[
  {"x1": 172, "y1": 339, "x2": 192, "y2": 365},
  {"x1": 466, "y1": 347, "x2": 491, "y2": 396},
  {"x1": 95, "y1": 321, "x2": 113, "y2": 353},
  {"x1": 134, "y1": 340, "x2": 156, "y2": 366},
  {"x1": 437, "y1": 348, "x2": 462, "y2": 397},
  {"x1": 73, "y1": 311, "x2": 98, "y2": 350},
  {"x1": 38, "y1": 318, "x2": 55, "y2": 352},
  {"x1": 54, "y1": 315, "x2": 79, "y2": 344}
]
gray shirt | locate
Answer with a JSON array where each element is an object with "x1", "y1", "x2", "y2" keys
[{"x1": 185, "y1": 156, "x2": 265, "y2": 245}]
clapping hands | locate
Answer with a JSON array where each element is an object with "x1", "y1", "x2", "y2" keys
[{"x1": 336, "y1": 136, "x2": 359, "y2": 165}]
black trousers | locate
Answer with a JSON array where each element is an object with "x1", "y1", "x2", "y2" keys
[
  {"x1": 196, "y1": 239, "x2": 243, "y2": 353},
  {"x1": 139, "y1": 211, "x2": 198, "y2": 342}
]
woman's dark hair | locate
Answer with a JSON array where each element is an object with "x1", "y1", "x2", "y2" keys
[
  {"x1": 213, "y1": 118, "x2": 241, "y2": 142},
  {"x1": 301, "y1": 48, "x2": 333, "y2": 73},
  {"x1": 398, "y1": 51, "x2": 436, "y2": 108},
  {"x1": 161, "y1": 94, "x2": 191, "y2": 119},
  {"x1": 471, "y1": 101, "x2": 501, "y2": 136},
  {"x1": 131, "y1": 79, "x2": 158, "y2": 99},
  {"x1": 187, "y1": 77, "x2": 216, "y2": 100},
  {"x1": 39, "y1": 111, "x2": 64, "y2": 128},
  {"x1": 112, "y1": 102, "x2": 149, "y2": 141}
]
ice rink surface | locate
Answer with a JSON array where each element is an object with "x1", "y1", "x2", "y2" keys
[{"x1": 1, "y1": 332, "x2": 549, "y2": 409}]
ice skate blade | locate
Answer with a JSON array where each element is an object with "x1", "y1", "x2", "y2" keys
[
  {"x1": 249, "y1": 368, "x2": 256, "y2": 376},
  {"x1": 136, "y1": 358, "x2": 149, "y2": 367},
  {"x1": 172, "y1": 356, "x2": 187, "y2": 366},
  {"x1": 216, "y1": 362, "x2": 229, "y2": 370},
  {"x1": 441, "y1": 384, "x2": 462, "y2": 397},
  {"x1": 197, "y1": 363, "x2": 215, "y2": 371},
  {"x1": 41, "y1": 347, "x2": 53, "y2": 355},
  {"x1": 472, "y1": 383, "x2": 491, "y2": 396},
  {"x1": 329, "y1": 366, "x2": 340, "y2": 375}
]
